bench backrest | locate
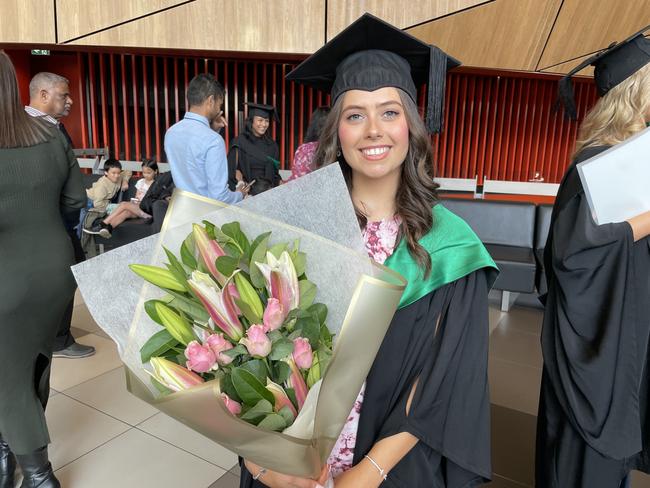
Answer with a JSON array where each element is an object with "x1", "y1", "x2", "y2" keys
[
  {"x1": 441, "y1": 199, "x2": 536, "y2": 248},
  {"x1": 535, "y1": 204, "x2": 554, "y2": 250}
]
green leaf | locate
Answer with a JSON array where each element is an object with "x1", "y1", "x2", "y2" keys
[
  {"x1": 285, "y1": 388, "x2": 298, "y2": 410},
  {"x1": 222, "y1": 222, "x2": 250, "y2": 256},
  {"x1": 320, "y1": 323, "x2": 333, "y2": 348},
  {"x1": 267, "y1": 330, "x2": 283, "y2": 343},
  {"x1": 239, "y1": 359, "x2": 269, "y2": 385},
  {"x1": 180, "y1": 233, "x2": 198, "y2": 269},
  {"x1": 215, "y1": 255, "x2": 239, "y2": 278},
  {"x1": 277, "y1": 405, "x2": 295, "y2": 426},
  {"x1": 268, "y1": 243, "x2": 288, "y2": 259},
  {"x1": 221, "y1": 344, "x2": 247, "y2": 360},
  {"x1": 291, "y1": 252, "x2": 307, "y2": 278},
  {"x1": 144, "y1": 299, "x2": 166, "y2": 326},
  {"x1": 247, "y1": 232, "x2": 272, "y2": 264},
  {"x1": 224, "y1": 242, "x2": 243, "y2": 260},
  {"x1": 165, "y1": 290, "x2": 210, "y2": 323},
  {"x1": 163, "y1": 247, "x2": 191, "y2": 292},
  {"x1": 240, "y1": 399, "x2": 273, "y2": 424},
  {"x1": 298, "y1": 280, "x2": 317, "y2": 310},
  {"x1": 268, "y1": 338, "x2": 294, "y2": 361},
  {"x1": 202, "y1": 221, "x2": 217, "y2": 240},
  {"x1": 234, "y1": 298, "x2": 262, "y2": 325},
  {"x1": 308, "y1": 303, "x2": 328, "y2": 325},
  {"x1": 231, "y1": 368, "x2": 274, "y2": 405},
  {"x1": 140, "y1": 329, "x2": 178, "y2": 363},
  {"x1": 272, "y1": 361, "x2": 291, "y2": 384},
  {"x1": 249, "y1": 234, "x2": 270, "y2": 289},
  {"x1": 296, "y1": 315, "x2": 320, "y2": 349},
  {"x1": 220, "y1": 373, "x2": 242, "y2": 403},
  {"x1": 150, "y1": 376, "x2": 174, "y2": 395},
  {"x1": 257, "y1": 413, "x2": 287, "y2": 432}
]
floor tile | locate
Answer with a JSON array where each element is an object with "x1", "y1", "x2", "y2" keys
[
  {"x1": 54, "y1": 429, "x2": 225, "y2": 488},
  {"x1": 64, "y1": 366, "x2": 158, "y2": 426},
  {"x1": 45, "y1": 394, "x2": 130, "y2": 470},
  {"x1": 70, "y1": 326, "x2": 91, "y2": 340},
  {"x1": 49, "y1": 388, "x2": 59, "y2": 398},
  {"x1": 489, "y1": 306, "x2": 505, "y2": 335},
  {"x1": 633, "y1": 470, "x2": 650, "y2": 488},
  {"x1": 208, "y1": 471, "x2": 240, "y2": 488},
  {"x1": 489, "y1": 358, "x2": 541, "y2": 416},
  {"x1": 74, "y1": 287, "x2": 84, "y2": 306},
  {"x1": 491, "y1": 404, "x2": 536, "y2": 487},
  {"x1": 138, "y1": 413, "x2": 239, "y2": 470},
  {"x1": 489, "y1": 325, "x2": 543, "y2": 369},
  {"x1": 497, "y1": 306, "x2": 543, "y2": 336},
  {"x1": 229, "y1": 463, "x2": 241, "y2": 476},
  {"x1": 71, "y1": 304, "x2": 110, "y2": 339},
  {"x1": 50, "y1": 334, "x2": 122, "y2": 391}
]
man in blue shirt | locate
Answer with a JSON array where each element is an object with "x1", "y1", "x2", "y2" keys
[{"x1": 165, "y1": 74, "x2": 246, "y2": 204}]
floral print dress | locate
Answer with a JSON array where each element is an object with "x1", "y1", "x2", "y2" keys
[{"x1": 327, "y1": 215, "x2": 402, "y2": 478}]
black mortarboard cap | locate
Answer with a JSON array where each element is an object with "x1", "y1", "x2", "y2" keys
[
  {"x1": 558, "y1": 25, "x2": 650, "y2": 119},
  {"x1": 286, "y1": 13, "x2": 461, "y2": 133},
  {"x1": 245, "y1": 102, "x2": 279, "y2": 122}
]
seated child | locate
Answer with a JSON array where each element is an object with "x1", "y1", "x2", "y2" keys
[{"x1": 84, "y1": 159, "x2": 159, "y2": 238}]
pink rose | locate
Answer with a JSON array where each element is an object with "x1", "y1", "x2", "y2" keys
[
  {"x1": 221, "y1": 393, "x2": 242, "y2": 416},
  {"x1": 184, "y1": 340, "x2": 217, "y2": 373},
  {"x1": 263, "y1": 298, "x2": 285, "y2": 332},
  {"x1": 292, "y1": 337, "x2": 313, "y2": 369},
  {"x1": 240, "y1": 324, "x2": 272, "y2": 358},
  {"x1": 205, "y1": 333, "x2": 234, "y2": 366}
]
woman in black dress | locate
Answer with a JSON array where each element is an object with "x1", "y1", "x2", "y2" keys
[
  {"x1": 227, "y1": 103, "x2": 280, "y2": 195},
  {"x1": 0, "y1": 51, "x2": 86, "y2": 488},
  {"x1": 239, "y1": 14, "x2": 497, "y2": 488},
  {"x1": 536, "y1": 27, "x2": 650, "y2": 488}
]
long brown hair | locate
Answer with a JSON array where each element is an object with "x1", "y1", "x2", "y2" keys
[
  {"x1": 0, "y1": 51, "x2": 50, "y2": 149},
  {"x1": 575, "y1": 63, "x2": 650, "y2": 156},
  {"x1": 312, "y1": 88, "x2": 439, "y2": 277}
]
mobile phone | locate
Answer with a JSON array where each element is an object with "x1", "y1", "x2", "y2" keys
[{"x1": 241, "y1": 179, "x2": 256, "y2": 191}]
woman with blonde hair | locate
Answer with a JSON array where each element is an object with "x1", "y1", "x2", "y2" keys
[
  {"x1": 537, "y1": 27, "x2": 650, "y2": 488},
  {"x1": 0, "y1": 51, "x2": 85, "y2": 488}
]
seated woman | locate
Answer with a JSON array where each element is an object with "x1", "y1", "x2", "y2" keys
[
  {"x1": 227, "y1": 103, "x2": 281, "y2": 195},
  {"x1": 289, "y1": 106, "x2": 330, "y2": 181},
  {"x1": 84, "y1": 159, "x2": 158, "y2": 238}
]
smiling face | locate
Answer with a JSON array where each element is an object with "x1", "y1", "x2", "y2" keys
[
  {"x1": 337, "y1": 87, "x2": 409, "y2": 182},
  {"x1": 105, "y1": 167, "x2": 122, "y2": 184},
  {"x1": 251, "y1": 115, "x2": 270, "y2": 137},
  {"x1": 142, "y1": 166, "x2": 157, "y2": 182}
]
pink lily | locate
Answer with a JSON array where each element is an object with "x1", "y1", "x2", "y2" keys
[
  {"x1": 221, "y1": 393, "x2": 242, "y2": 416},
  {"x1": 188, "y1": 271, "x2": 244, "y2": 341},
  {"x1": 283, "y1": 357, "x2": 309, "y2": 411},
  {"x1": 148, "y1": 357, "x2": 204, "y2": 392},
  {"x1": 266, "y1": 380, "x2": 297, "y2": 417},
  {"x1": 193, "y1": 224, "x2": 227, "y2": 285},
  {"x1": 255, "y1": 251, "x2": 300, "y2": 315}
]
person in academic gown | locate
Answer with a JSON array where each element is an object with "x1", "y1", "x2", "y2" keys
[
  {"x1": 227, "y1": 103, "x2": 280, "y2": 195},
  {"x1": 536, "y1": 26, "x2": 650, "y2": 488},
  {"x1": 239, "y1": 14, "x2": 498, "y2": 488}
]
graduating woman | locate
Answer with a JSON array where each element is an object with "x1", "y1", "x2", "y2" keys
[
  {"x1": 227, "y1": 103, "x2": 281, "y2": 195},
  {"x1": 536, "y1": 26, "x2": 650, "y2": 488},
  {"x1": 240, "y1": 14, "x2": 498, "y2": 488}
]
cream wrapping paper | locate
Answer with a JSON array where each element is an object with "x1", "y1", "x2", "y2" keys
[{"x1": 72, "y1": 165, "x2": 406, "y2": 478}]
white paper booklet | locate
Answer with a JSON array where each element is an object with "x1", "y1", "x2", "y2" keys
[{"x1": 577, "y1": 126, "x2": 650, "y2": 224}]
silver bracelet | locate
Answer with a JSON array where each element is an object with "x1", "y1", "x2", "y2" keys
[
  {"x1": 364, "y1": 454, "x2": 388, "y2": 481},
  {"x1": 252, "y1": 467, "x2": 267, "y2": 481}
]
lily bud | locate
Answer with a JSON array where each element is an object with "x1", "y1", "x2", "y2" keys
[
  {"x1": 154, "y1": 302, "x2": 196, "y2": 345},
  {"x1": 129, "y1": 264, "x2": 186, "y2": 292},
  {"x1": 148, "y1": 357, "x2": 204, "y2": 392},
  {"x1": 283, "y1": 357, "x2": 308, "y2": 411},
  {"x1": 192, "y1": 224, "x2": 227, "y2": 285},
  {"x1": 292, "y1": 337, "x2": 313, "y2": 370},
  {"x1": 188, "y1": 271, "x2": 244, "y2": 341},
  {"x1": 266, "y1": 380, "x2": 297, "y2": 416},
  {"x1": 255, "y1": 251, "x2": 299, "y2": 314},
  {"x1": 239, "y1": 324, "x2": 272, "y2": 358},
  {"x1": 233, "y1": 273, "x2": 264, "y2": 321},
  {"x1": 221, "y1": 393, "x2": 242, "y2": 416}
]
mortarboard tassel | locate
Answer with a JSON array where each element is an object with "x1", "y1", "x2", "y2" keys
[{"x1": 427, "y1": 46, "x2": 447, "y2": 134}]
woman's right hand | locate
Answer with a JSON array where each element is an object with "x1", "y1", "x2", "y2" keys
[{"x1": 244, "y1": 460, "x2": 328, "y2": 488}]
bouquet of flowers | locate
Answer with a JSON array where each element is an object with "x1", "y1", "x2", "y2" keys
[
  {"x1": 72, "y1": 165, "x2": 406, "y2": 477},
  {"x1": 131, "y1": 220, "x2": 334, "y2": 432}
]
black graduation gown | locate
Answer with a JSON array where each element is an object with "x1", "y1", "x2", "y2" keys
[
  {"x1": 536, "y1": 146, "x2": 650, "y2": 488},
  {"x1": 240, "y1": 269, "x2": 492, "y2": 487},
  {"x1": 227, "y1": 134, "x2": 280, "y2": 195}
]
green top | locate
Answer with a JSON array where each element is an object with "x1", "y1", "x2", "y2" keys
[{"x1": 385, "y1": 204, "x2": 498, "y2": 309}]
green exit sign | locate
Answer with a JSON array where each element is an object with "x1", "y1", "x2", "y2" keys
[{"x1": 31, "y1": 49, "x2": 50, "y2": 56}]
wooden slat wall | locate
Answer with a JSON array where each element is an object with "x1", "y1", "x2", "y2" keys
[
  {"x1": 76, "y1": 51, "x2": 596, "y2": 183},
  {"x1": 0, "y1": 0, "x2": 55, "y2": 43}
]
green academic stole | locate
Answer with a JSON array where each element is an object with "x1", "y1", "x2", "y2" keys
[{"x1": 385, "y1": 204, "x2": 498, "y2": 309}]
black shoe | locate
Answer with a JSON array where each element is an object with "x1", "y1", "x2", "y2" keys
[
  {"x1": 53, "y1": 342, "x2": 96, "y2": 359},
  {"x1": 0, "y1": 436, "x2": 16, "y2": 488},
  {"x1": 82, "y1": 222, "x2": 112, "y2": 239},
  {"x1": 16, "y1": 447, "x2": 60, "y2": 488}
]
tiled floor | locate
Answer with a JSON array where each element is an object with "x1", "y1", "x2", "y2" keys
[{"x1": 14, "y1": 290, "x2": 650, "y2": 487}]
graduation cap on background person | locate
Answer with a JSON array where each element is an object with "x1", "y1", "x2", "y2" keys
[
  {"x1": 286, "y1": 13, "x2": 461, "y2": 133},
  {"x1": 244, "y1": 102, "x2": 280, "y2": 122},
  {"x1": 558, "y1": 24, "x2": 650, "y2": 120}
]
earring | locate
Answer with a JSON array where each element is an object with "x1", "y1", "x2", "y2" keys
[{"x1": 336, "y1": 148, "x2": 342, "y2": 157}]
